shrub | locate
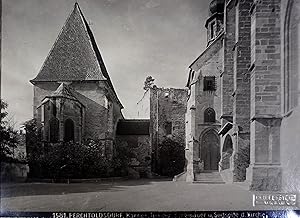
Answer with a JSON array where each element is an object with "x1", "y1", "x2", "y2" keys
[
  {"x1": 157, "y1": 137, "x2": 185, "y2": 177},
  {"x1": 0, "y1": 99, "x2": 19, "y2": 162}
]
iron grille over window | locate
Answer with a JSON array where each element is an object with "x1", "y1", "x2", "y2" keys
[
  {"x1": 204, "y1": 108, "x2": 216, "y2": 123},
  {"x1": 203, "y1": 76, "x2": 216, "y2": 91}
]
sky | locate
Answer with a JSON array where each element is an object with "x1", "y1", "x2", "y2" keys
[{"x1": 2, "y1": 0, "x2": 210, "y2": 128}]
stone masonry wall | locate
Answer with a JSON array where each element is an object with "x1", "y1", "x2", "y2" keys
[
  {"x1": 247, "y1": 0, "x2": 282, "y2": 191},
  {"x1": 150, "y1": 87, "x2": 187, "y2": 174},
  {"x1": 231, "y1": 0, "x2": 253, "y2": 182},
  {"x1": 221, "y1": 0, "x2": 235, "y2": 126}
]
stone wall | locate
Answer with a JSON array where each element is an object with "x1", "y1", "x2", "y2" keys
[
  {"x1": 230, "y1": 0, "x2": 253, "y2": 182},
  {"x1": 33, "y1": 81, "x2": 122, "y2": 141},
  {"x1": 150, "y1": 87, "x2": 187, "y2": 174},
  {"x1": 247, "y1": 0, "x2": 282, "y2": 191},
  {"x1": 221, "y1": 0, "x2": 235, "y2": 126}
]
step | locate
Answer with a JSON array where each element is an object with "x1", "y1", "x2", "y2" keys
[
  {"x1": 193, "y1": 180, "x2": 225, "y2": 184},
  {"x1": 194, "y1": 172, "x2": 225, "y2": 184}
]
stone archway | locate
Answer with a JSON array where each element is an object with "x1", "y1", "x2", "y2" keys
[{"x1": 200, "y1": 129, "x2": 220, "y2": 171}]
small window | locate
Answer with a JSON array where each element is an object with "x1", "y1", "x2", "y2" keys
[
  {"x1": 204, "y1": 108, "x2": 216, "y2": 123},
  {"x1": 203, "y1": 76, "x2": 216, "y2": 91},
  {"x1": 165, "y1": 122, "x2": 172, "y2": 135}
]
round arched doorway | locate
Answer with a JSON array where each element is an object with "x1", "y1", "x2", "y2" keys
[{"x1": 200, "y1": 129, "x2": 220, "y2": 171}]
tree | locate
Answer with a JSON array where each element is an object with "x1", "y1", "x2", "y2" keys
[
  {"x1": 0, "y1": 99, "x2": 18, "y2": 161},
  {"x1": 23, "y1": 118, "x2": 43, "y2": 177},
  {"x1": 143, "y1": 76, "x2": 155, "y2": 90}
]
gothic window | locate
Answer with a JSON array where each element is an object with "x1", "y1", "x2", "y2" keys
[
  {"x1": 204, "y1": 108, "x2": 216, "y2": 123},
  {"x1": 64, "y1": 118, "x2": 75, "y2": 142},
  {"x1": 165, "y1": 122, "x2": 172, "y2": 135},
  {"x1": 203, "y1": 76, "x2": 216, "y2": 91},
  {"x1": 285, "y1": 0, "x2": 300, "y2": 112},
  {"x1": 49, "y1": 117, "x2": 59, "y2": 143}
]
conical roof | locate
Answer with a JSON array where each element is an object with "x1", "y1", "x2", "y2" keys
[{"x1": 31, "y1": 3, "x2": 109, "y2": 82}]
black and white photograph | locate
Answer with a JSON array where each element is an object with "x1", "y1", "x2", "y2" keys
[{"x1": 0, "y1": 0, "x2": 300, "y2": 214}]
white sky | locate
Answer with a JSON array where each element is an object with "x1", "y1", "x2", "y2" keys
[{"x1": 1, "y1": 0, "x2": 210, "y2": 128}]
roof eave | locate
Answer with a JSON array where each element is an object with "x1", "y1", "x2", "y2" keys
[{"x1": 188, "y1": 32, "x2": 224, "y2": 69}]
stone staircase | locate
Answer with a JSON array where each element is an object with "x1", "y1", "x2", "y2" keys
[{"x1": 193, "y1": 171, "x2": 225, "y2": 184}]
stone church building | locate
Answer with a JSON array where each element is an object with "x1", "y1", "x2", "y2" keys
[
  {"x1": 30, "y1": 3, "x2": 124, "y2": 158},
  {"x1": 30, "y1": 0, "x2": 299, "y2": 192},
  {"x1": 30, "y1": 3, "x2": 187, "y2": 177},
  {"x1": 181, "y1": 0, "x2": 300, "y2": 192}
]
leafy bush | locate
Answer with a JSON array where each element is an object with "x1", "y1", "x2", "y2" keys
[
  {"x1": 24, "y1": 119, "x2": 136, "y2": 179},
  {"x1": 40, "y1": 140, "x2": 111, "y2": 179},
  {"x1": 157, "y1": 137, "x2": 185, "y2": 177},
  {"x1": 111, "y1": 139, "x2": 136, "y2": 177}
]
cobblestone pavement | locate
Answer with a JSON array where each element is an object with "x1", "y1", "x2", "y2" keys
[{"x1": 0, "y1": 179, "x2": 296, "y2": 211}]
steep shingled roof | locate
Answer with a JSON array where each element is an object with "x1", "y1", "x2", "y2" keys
[
  {"x1": 31, "y1": 3, "x2": 104, "y2": 82},
  {"x1": 31, "y1": 3, "x2": 123, "y2": 108}
]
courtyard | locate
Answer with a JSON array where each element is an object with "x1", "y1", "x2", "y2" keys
[{"x1": 0, "y1": 179, "x2": 295, "y2": 212}]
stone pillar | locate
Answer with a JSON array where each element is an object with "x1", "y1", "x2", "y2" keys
[
  {"x1": 186, "y1": 105, "x2": 196, "y2": 182},
  {"x1": 231, "y1": 0, "x2": 253, "y2": 182},
  {"x1": 247, "y1": 0, "x2": 282, "y2": 191}
]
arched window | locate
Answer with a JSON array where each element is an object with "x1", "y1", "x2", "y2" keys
[
  {"x1": 204, "y1": 108, "x2": 216, "y2": 123},
  {"x1": 49, "y1": 117, "x2": 59, "y2": 143},
  {"x1": 285, "y1": 0, "x2": 300, "y2": 111},
  {"x1": 64, "y1": 119, "x2": 75, "y2": 142}
]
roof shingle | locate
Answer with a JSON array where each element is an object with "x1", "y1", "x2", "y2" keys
[{"x1": 32, "y1": 3, "x2": 107, "y2": 82}]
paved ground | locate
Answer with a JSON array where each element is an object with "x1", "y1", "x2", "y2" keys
[{"x1": 0, "y1": 179, "x2": 297, "y2": 211}]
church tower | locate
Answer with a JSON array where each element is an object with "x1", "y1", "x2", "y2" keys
[{"x1": 205, "y1": 0, "x2": 225, "y2": 46}]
